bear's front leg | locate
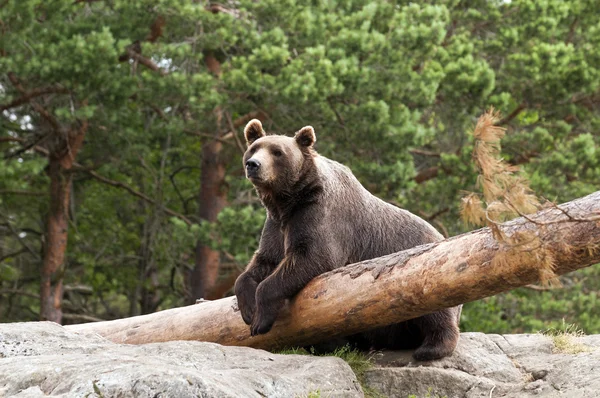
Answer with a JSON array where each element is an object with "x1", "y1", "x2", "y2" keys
[
  {"x1": 234, "y1": 272, "x2": 259, "y2": 325},
  {"x1": 235, "y1": 252, "x2": 282, "y2": 325},
  {"x1": 251, "y1": 249, "x2": 331, "y2": 336},
  {"x1": 234, "y1": 218, "x2": 284, "y2": 325},
  {"x1": 250, "y1": 278, "x2": 287, "y2": 336}
]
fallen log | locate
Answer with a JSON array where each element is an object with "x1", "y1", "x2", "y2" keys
[{"x1": 66, "y1": 191, "x2": 600, "y2": 350}]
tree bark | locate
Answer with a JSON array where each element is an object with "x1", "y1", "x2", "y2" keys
[
  {"x1": 136, "y1": 198, "x2": 162, "y2": 316},
  {"x1": 67, "y1": 191, "x2": 600, "y2": 350},
  {"x1": 187, "y1": 48, "x2": 230, "y2": 303},
  {"x1": 40, "y1": 158, "x2": 71, "y2": 323},
  {"x1": 41, "y1": 122, "x2": 88, "y2": 323},
  {"x1": 5, "y1": 73, "x2": 89, "y2": 324},
  {"x1": 414, "y1": 165, "x2": 440, "y2": 184},
  {"x1": 189, "y1": 138, "x2": 229, "y2": 303}
]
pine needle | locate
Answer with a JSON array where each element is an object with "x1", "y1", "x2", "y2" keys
[
  {"x1": 460, "y1": 107, "x2": 566, "y2": 286},
  {"x1": 462, "y1": 107, "x2": 541, "y2": 224},
  {"x1": 460, "y1": 193, "x2": 486, "y2": 226}
]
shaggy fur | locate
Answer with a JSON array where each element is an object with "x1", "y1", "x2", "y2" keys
[{"x1": 235, "y1": 119, "x2": 461, "y2": 360}]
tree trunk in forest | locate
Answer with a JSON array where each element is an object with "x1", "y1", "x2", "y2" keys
[
  {"x1": 0, "y1": 225, "x2": 5, "y2": 262},
  {"x1": 5, "y1": 72, "x2": 89, "y2": 324},
  {"x1": 137, "y1": 218, "x2": 162, "y2": 316},
  {"x1": 140, "y1": 264, "x2": 162, "y2": 314},
  {"x1": 189, "y1": 51, "x2": 229, "y2": 303},
  {"x1": 135, "y1": 189, "x2": 162, "y2": 316},
  {"x1": 190, "y1": 138, "x2": 228, "y2": 302},
  {"x1": 41, "y1": 122, "x2": 87, "y2": 324},
  {"x1": 40, "y1": 159, "x2": 72, "y2": 323},
  {"x1": 67, "y1": 191, "x2": 600, "y2": 349}
]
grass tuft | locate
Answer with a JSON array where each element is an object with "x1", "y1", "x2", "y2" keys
[
  {"x1": 277, "y1": 344, "x2": 383, "y2": 398},
  {"x1": 541, "y1": 322, "x2": 592, "y2": 354}
]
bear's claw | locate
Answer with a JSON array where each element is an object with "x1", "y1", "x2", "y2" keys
[
  {"x1": 413, "y1": 343, "x2": 452, "y2": 361},
  {"x1": 250, "y1": 313, "x2": 276, "y2": 336}
]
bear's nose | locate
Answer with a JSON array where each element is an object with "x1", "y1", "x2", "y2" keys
[{"x1": 246, "y1": 159, "x2": 261, "y2": 172}]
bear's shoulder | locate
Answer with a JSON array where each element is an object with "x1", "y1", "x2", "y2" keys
[
  {"x1": 313, "y1": 155, "x2": 372, "y2": 201},
  {"x1": 315, "y1": 156, "x2": 357, "y2": 183}
]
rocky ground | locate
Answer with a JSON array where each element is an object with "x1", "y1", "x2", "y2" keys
[
  {"x1": 366, "y1": 332, "x2": 600, "y2": 398},
  {"x1": 1, "y1": 322, "x2": 599, "y2": 397},
  {"x1": 0, "y1": 322, "x2": 361, "y2": 397}
]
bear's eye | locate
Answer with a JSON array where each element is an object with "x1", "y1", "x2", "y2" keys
[{"x1": 272, "y1": 149, "x2": 283, "y2": 157}]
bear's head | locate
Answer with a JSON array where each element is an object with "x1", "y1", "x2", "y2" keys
[{"x1": 242, "y1": 119, "x2": 317, "y2": 193}]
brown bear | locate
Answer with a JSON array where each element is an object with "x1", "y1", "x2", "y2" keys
[{"x1": 234, "y1": 119, "x2": 462, "y2": 360}]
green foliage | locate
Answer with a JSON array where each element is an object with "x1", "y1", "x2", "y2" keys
[
  {"x1": 330, "y1": 345, "x2": 373, "y2": 386},
  {"x1": 277, "y1": 347, "x2": 311, "y2": 356},
  {"x1": 1, "y1": 0, "x2": 599, "y2": 335}
]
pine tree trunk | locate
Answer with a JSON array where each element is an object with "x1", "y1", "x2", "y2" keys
[
  {"x1": 190, "y1": 138, "x2": 228, "y2": 302},
  {"x1": 188, "y1": 51, "x2": 229, "y2": 303},
  {"x1": 137, "y1": 197, "x2": 162, "y2": 316},
  {"x1": 40, "y1": 158, "x2": 71, "y2": 323},
  {"x1": 40, "y1": 122, "x2": 87, "y2": 323},
  {"x1": 67, "y1": 191, "x2": 600, "y2": 349}
]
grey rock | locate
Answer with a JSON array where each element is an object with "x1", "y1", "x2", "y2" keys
[
  {"x1": 370, "y1": 332, "x2": 523, "y2": 384},
  {"x1": 0, "y1": 322, "x2": 362, "y2": 398},
  {"x1": 4, "y1": 323, "x2": 600, "y2": 398},
  {"x1": 365, "y1": 332, "x2": 600, "y2": 398},
  {"x1": 365, "y1": 367, "x2": 505, "y2": 398}
]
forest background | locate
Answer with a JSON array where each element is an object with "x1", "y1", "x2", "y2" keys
[{"x1": 1, "y1": 0, "x2": 599, "y2": 334}]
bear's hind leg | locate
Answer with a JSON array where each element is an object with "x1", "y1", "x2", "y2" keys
[{"x1": 412, "y1": 307, "x2": 461, "y2": 361}]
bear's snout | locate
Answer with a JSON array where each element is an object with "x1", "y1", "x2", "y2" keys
[{"x1": 245, "y1": 158, "x2": 261, "y2": 177}]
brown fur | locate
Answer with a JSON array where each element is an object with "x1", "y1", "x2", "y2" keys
[{"x1": 235, "y1": 119, "x2": 461, "y2": 360}]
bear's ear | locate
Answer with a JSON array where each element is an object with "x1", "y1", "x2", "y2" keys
[
  {"x1": 295, "y1": 126, "x2": 316, "y2": 148},
  {"x1": 244, "y1": 119, "x2": 266, "y2": 146}
]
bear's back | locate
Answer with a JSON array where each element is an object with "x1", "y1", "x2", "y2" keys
[{"x1": 315, "y1": 155, "x2": 442, "y2": 265}]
